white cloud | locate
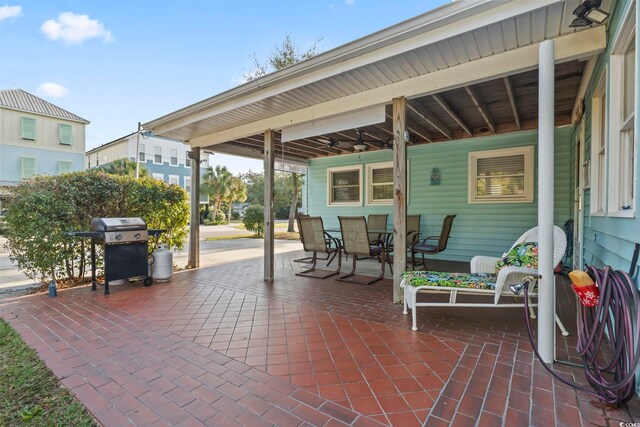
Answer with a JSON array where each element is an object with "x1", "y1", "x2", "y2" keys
[
  {"x1": 36, "y1": 82, "x2": 69, "y2": 98},
  {"x1": 0, "y1": 5, "x2": 22, "y2": 20},
  {"x1": 41, "y1": 12, "x2": 113, "y2": 44},
  {"x1": 345, "y1": 0, "x2": 355, "y2": 5}
]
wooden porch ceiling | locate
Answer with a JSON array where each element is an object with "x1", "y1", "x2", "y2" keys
[{"x1": 215, "y1": 60, "x2": 584, "y2": 161}]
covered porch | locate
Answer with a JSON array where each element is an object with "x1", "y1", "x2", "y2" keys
[{"x1": 145, "y1": 0, "x2": 609, "y2": 363}]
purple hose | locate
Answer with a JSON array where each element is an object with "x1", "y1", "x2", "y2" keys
[{"x1": 524, "y1": 266, "x2": 640, "y2": 405}]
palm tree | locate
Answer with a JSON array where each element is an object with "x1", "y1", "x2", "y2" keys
[
  {"x1": 201, "y1": 165, "x2": 232, "y2": 222},
  {"x1": 99, "y1": 159, "x2": 149, "y2": 177},
  {"x1": 224, "y1": 176, "x2": 247, "y2": 224}
]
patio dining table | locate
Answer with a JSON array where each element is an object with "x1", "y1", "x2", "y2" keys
[{"x1": 324, "y1": 227, "x2": 395, "y2": 259}]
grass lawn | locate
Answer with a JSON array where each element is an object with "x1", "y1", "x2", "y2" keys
[{"x1": 0, "y1": 319, "x2": 97, "y2": 426}]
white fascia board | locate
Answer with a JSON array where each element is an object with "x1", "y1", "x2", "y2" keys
[
  {"x1": 147, "y1": 0, "x2": 561, "y2": 136},
  {"x1": 189, "y1": 26, "x2": 606, "y2": 148},
  {"x1": 281, "y1": 106, "x2": 385, "y2": 142}
]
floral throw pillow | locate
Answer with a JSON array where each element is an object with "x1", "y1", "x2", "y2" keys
[{"x1": 495, "y1": 242, "x2": 539, "y2": 273}]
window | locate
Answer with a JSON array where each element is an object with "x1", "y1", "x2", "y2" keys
[
  {"x1": 154, "y1": 146, "x2": 162, "y2": 164},
  {"x1": 185, "y1": 177, "x2": 191, "y2": 193},
  {"x1": 468, "y1": 146, "x2": 534, "y2": 203},
  {"x1": 169, "y1": 175, "x2": 179, "y2": 185},
  {"x1": 58, "y1": 161, "x2": 72, "y2": 174},
  {"x1": 139, "y1": 143, "x2": 146, "y2": 162},
  {"x1": 366, "y1": 162, "x2": 393, "y2": 205},
  {"x1": 21, "y1": 117, "x2": 36, "y2": 141},
  {"x1": 608, "y1": 7, "x2": 636, "y2": 216},
  {"x1": 170, "y1": 149, "x2": 178, "y2": 166},
  {"x1": 96, "y1": 156, "x2": 99, "y2": 167},
  {"x1": 591, "y1": 73, "x2": 608, "y2": 215},
  {"x1": 87, "y1": 158, "x2": 90, "y2": 169},
  {"x1": 59, "y1": 124, "x2": 72, "y2": 145},
  {"x1": 185, "y1": 151, "x2": 191, "y2": 167},
  {"x1": 20, "y1": 157, "x2": 36, "y2": 179},
  {"x1": 152, "y1": 173, "x2": 164, "y2": 181},
  {"x1": 327, "y1": 165, "x2": 362, "y2": 206}
]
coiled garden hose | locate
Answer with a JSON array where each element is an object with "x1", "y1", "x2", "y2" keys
[{"x1": 523, "y1": 266, "x2": 640, "y2": 405}]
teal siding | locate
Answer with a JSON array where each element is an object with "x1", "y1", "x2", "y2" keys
[
  {"x1": 575, "y1": 0, "x2": 640, "y2": 285},
  {"x1": 0, "y1": 144, "x2": 84, "y2": 185},
  {"x1": 307, "y1": 128, "x2": 572, "y2": 262}
]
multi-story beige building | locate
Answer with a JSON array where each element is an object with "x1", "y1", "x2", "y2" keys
[{"x1": 0, "y1": 89, "x2": 89, "y2": 198}]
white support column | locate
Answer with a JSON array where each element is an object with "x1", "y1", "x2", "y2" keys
[
  {"x1": 538, "y1": 40, "x2": 555, "y2": 363},
  {"x1": 392, "y1": 97, "x2": 407, "y2": 303},
  {"x1": 187, "y1": 147, "x2": 201, "y2": 269},
  {"x1": 264, "y1": 130, "x2": 275, "y2": 281}
]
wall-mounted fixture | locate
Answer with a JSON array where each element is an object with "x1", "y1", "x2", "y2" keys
[
  {"x1": 569, "y1": 0, "x2": 610, "y2": 27},
  {"x1": 430, "y1": 167, "x2": 441, "y2": 185}
]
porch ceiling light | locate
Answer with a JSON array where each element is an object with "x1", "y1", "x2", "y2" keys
[
  {"x1": 353, "y1": 143, "x2": 367, "y2": 151},
  {"x1": 569, "y1": 0, "x2": 609, "y2": 27}
]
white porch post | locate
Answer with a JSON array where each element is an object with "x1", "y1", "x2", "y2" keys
[
  {"x1": 393, "y1": 97, "x2": 407, "y2": 303},
  {"x1": 538, "y1": 39, "x2": 555, "y2": 363},
  {"x1": 264, "y1": 130, "x2": 275, "y2": 281},
  {"x1": 187, "y1": 147, "x2": 201, "y2": 269}
]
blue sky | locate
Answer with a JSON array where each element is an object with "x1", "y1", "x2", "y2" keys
[{"x1": 1, "y1": 0, "x2": 448, "y2": 173}]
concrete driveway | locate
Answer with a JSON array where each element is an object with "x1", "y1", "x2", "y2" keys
[{"x1": 0, "y1": 224, "x2": 303, "y2": 296}]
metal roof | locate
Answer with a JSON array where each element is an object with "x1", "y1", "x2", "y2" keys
[
  {"x1": 145, "y1": 0, "x2": 609, "y2": 145},
  {"x1": 0, "y1": 89, "x2": 89, "y2": 124}
]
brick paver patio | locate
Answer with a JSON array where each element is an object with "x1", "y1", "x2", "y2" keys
[{"x1": 1, "y1": 251, "x2": 639, "y2": 426}]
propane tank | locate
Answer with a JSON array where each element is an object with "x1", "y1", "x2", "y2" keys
[{"x1": 151, "y1": 243, "x2": 173, "y2": 281}]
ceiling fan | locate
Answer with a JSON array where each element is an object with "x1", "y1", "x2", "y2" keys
[{"x1": 318, "y1": 129, "x2": 391, "y2": 152}]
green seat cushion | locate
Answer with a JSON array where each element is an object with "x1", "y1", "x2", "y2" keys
[
  {"x1": 402, "y1": 271, "x2": 497, "y2": 290},
  {"x1": 495, "y1": 242, "x2": 538, "y2": 273}
]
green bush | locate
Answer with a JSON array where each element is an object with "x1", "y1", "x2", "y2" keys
[
  {"x1": 3, "y1": 170, "x2": 189, "y2": 282},
  {"x1": 209, "y1": 209, "x2": 226, "y2": 225},
  {"x1": 243, "y1": 204, "x2": 264, "y2": 237}
]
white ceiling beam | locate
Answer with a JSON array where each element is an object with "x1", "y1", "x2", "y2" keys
[
  {"x1": 188, "y1": 27, "x2": 606, "y2": 147},
  {"x1": 147, "y1": 0, "x2": 563, "y2": 135}
]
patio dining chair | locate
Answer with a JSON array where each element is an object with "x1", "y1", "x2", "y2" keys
[
  {"x1": 296, "y1": 216, "x2": 342, "y2": 279},
  {"x1": 337, "y1": 216, "x2": 385, "y2": 285},
  {"x1": 385, "y1": 214, "x2": 422, "y2": 273},
  {"x1": 294, "y1": 214, "x2": 338, "y2": 265},
  {"x1": 367, "y1": 214, "x2": 388, "y2": 246},
  {"x1": 411, "y1": 215, "x2": 456, "y2": 270}
]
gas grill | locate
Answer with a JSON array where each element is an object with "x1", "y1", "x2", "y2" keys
[{"x1": 67, "y1": 217, "x2": 164, "y2": 295}]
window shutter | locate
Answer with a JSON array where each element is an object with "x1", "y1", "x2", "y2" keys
[
  {"x1": 20, "y1": 157, "x2": 36, "y2": 178},
  {"x1": 58, "y1": 161, "x2": 72, "y2": 174},
  {"x1": 59, "y1": 124, "x2": 72, "y2": 145},
  {"x1": 21, "y1": 117, "x2": 36, "y2": 141}
]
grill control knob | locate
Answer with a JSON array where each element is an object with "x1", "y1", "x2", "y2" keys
[
  {"x1": 134, "y1": 233, "x2": 141, "y2": 239},
  {"x1": 115, "y1": 234, "x2": 122, "y2": 241}
]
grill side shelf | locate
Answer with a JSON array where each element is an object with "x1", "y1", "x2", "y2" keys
[{"x1": 66, "y1": 231, "x2": 103, "y2": 238}]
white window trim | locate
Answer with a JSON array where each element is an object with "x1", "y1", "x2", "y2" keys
[
  {"x1": 153, "y1": 146, "x2": 163, "y2": 165},
  {"x1": 468, "y1": 146, "x2": 534, "y2": 204},
  {"x1": 185, "y1": 151, "x2": 192, "y2": 168},
  {"x1": 184, "y1": 177, "x2": 192, "y2": 193},
  {"x1": 152, "y1": 173, "x2": 164, "y2": 181},
  {"x1": 366, "y1": 161, "x2": 394, "y2": 206},
  {"x1": 607, "y1": 3, "x2": 636, "y2": 218},
  {"x1": 170, "y1": 149, "x2": 179, "y2": 167},
  {"x1": 327, "y1": 164, "x2": 363, "y2": 207},
  {"x1": 168, "y1": 174, "x2": 180, "y2": 186},
  {"x1": 139, "y1": 143, "x2": 146, "y2": 162},
  {"x1": 590, "y1": 70, "x2": 608, "y2": 216}
]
